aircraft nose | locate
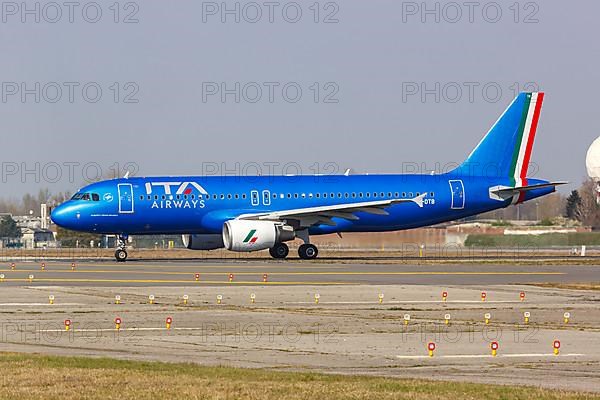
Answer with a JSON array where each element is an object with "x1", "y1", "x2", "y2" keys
[{"x1": 50, "y1": 204, "x2": 74, "y2": 228}]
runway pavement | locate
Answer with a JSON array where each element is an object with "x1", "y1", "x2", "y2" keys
[
  {"x1": 1, "y1": 258, "x2": 599, "y2": 392},
  {"x1": 0, "y1": 259, "x2": 597, "y2": 286}
]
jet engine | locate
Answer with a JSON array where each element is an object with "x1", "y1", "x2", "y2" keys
[
  {"x1": 181, "y1": 234, "x2": 225, "y2": 250},
  {"x1": 222, "y1": 220, "x2": 295, "y2": 252}
]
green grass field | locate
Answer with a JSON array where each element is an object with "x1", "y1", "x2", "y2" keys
[
  {"x1": 465, "y1": 232, "x2": 600, "y2": 247},
  {"x1": 0, "y1": 353, "x2": 597, "y2": 399}
]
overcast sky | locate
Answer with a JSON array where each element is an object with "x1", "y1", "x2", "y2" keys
[{"x1": 1, "y1": 0, "x2": 598, "y2": 197}]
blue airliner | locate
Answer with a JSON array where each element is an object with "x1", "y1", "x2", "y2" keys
[{"x1": 51, "y1": 92, "x2": 564, "y2": 261}]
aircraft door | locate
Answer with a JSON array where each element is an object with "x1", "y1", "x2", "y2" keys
[
  {"x1": 262, "y1": 190, "x2": 271, "y2": 206},
  {"x1": 448, "y1": 180, "x2": 465, "y2": 210},
  {"x1": 118, "y1": 183, "x2": 134, "y2": 213},
  {"x1": 250, "y1": 190, "x2": 259, "y2": 206}
]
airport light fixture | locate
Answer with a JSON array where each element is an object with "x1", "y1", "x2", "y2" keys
[
  {"x1": 484, "y1": 313, "x2": 491, "y2": 324},
  {"x1": 490, "y1": 341, "x2": 499, "y2": 357},
  {"x1": 428, "y1": 342, "x2": 436, "y2": 357},
  {"x1": 553, "y1": 340, "x2": 561, "y2": 355}
]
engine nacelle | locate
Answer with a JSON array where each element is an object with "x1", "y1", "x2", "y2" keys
[
  {"x1": 223, "y1": 220, "x2": 295, "y2": 252},
  {"x1": 181, "y1": 234, "x2": 224, "y2": 250}
]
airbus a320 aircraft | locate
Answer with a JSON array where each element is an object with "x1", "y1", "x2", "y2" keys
[{"x1": 51, "y1": 92, "x2": 564, "y2": 262}]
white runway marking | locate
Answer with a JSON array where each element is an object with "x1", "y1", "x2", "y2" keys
[
  {"x1": 0, "y1": 303, "x2": 82, "y2": 306},
  {"x1": 395, "y1": 353, "x2": 584, "y2": 359},
  {"x1": 290, "y1": 300, "x2": 521, "y2": 305},
  {"x1": 39, "y1": 327, "x2": 204, "y2": 333}
]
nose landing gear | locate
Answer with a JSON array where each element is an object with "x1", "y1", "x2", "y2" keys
[{"x1": 115, "y1": 235, "x2": 128, "y2": 262}]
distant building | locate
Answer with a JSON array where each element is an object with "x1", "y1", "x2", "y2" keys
[
  {"x1": 1, "y1": 214, "x2": 58, "y2": 249},
  {"x1": 20, "y1": 227, "x2": 57, "y2": 249}
]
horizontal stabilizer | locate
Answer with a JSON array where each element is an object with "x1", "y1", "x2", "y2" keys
[{"x1": 490, "y1": 181, "x2": 567, "y2": 200}]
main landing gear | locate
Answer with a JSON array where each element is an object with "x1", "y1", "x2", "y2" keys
[
  {"x1": 115, "y1": 235, "x2": 128, "y2": 262},
  {"x1": 298, "y1": 243, "x2": 318, "y2": 260},
  {"x1": 269, "y1": 242, "x2": 289, "y2": 259},
  {"x1": 268, "y1": 229, "x2": 319, "y2": 260},
  {"x1": 296, "y1": 229, "x2": 318, "y2": 260}
]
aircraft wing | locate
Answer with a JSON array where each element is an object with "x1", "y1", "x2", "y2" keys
[
  {"x1": 491, "y1": 181, "x2": 567, "y2": 198},
  {"x1": 236, "y1": 193, "x2": 426, "y2": 227}
]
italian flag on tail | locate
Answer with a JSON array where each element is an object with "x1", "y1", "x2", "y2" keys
[{"x1": 510, "y1": 92, "x2": 544, "y2": 204}]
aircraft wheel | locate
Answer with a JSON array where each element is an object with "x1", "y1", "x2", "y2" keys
[
  {"x1": 269, "y1": 243, "x2": 289, "y2": 259},
  {"x1": 298, "y1": 244, "x2": 318, "y2": 260},
  {"x1": 115, "y1": 249, "x2": 128, "y2": 262}
]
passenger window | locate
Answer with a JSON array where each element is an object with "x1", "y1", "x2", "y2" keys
[
  {"x1": 139, "y1": 195, "x2": 144, "y2": 201},
  {"x1": 430, "y1": 192, "x2": 434, "y2": 197}
]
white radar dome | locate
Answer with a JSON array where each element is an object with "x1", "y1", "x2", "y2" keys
[{"x1": 586, "y1": 137, "x2": 600, "y2": 179}]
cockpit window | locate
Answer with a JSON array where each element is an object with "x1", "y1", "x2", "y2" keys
[{"x1": 71, "y1": 192, "x2": 99, "y2": 201}]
